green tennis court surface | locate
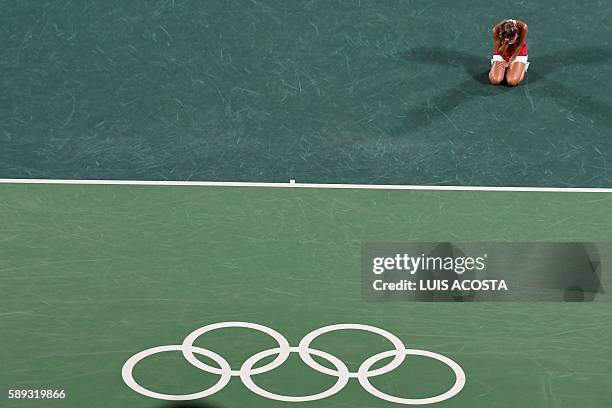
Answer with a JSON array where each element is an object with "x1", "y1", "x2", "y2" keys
[
  {"x1": 2, "y1": 184, "x2": 612, "y2": 407},
  {"x1": 3, "y1": 0, "x2": 612, "y2": 406},
  {"x1": 2, "y1": 0, "x2": 612, "y2": 186}
]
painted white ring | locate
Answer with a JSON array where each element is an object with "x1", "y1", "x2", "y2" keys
[
  {"x1": 298, "y1": 323, "x2": 406, "y2": 378},
  {"x1": 357, "y1": 349, "x2": 466, "y2": 405},
  {"x1": 121, "y1": 344, "x2": 232, "y2": 401},
  {"x1": 181, "y1": 322, "x2": 291, "y2": 376},
  {"x1": 240, "y1": 346, "x2": 350, "y2": 402}
]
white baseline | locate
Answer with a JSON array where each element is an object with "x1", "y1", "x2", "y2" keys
[{"x1": 0, "y1": 178, "x2": 611, "y2": 193}]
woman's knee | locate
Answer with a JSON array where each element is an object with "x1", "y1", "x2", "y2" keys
[
  {"x1": 489, "y1": 61, "x2": 506, "y2": 85},
  {"x1": 506, "y1": 72, "x2": 523, "y2": 86},
  {"x1": 506, "y1": 63, "x2": 526, "y2": 86},
  {"x1": 489, "y1": 68, "x2": 504, "y2": 85}
]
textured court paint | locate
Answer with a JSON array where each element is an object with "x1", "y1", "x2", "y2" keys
[
  {"x1": 1, "y1": 185, "x2": 612, "y2": 407},
  {"x1": 2, "y1": 1, "x2": 612, "y2": 187}
]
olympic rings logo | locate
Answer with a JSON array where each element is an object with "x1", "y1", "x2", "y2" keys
[{"x1": 122, "y1": 322, "x2": 466, "y2": 405}]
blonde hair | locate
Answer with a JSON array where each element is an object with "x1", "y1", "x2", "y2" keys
[{"x1": 499, "y1": 19, "x2": 518, "y2": 40}]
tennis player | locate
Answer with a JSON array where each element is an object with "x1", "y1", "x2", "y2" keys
[{"x1": 489, "y1": 19, "x2": 529, "y2": 86}]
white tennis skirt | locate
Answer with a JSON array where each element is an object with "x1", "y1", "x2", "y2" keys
[{"x1": 491, "y1": 54, "x2": 530, "y2": 72}]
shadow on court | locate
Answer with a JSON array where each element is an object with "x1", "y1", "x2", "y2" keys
[
  {"x1": 157, "y1": 401, "x2": 225, "y2": 408},
  {"x1": 398, "y1": 46, "x2": 612, "y2": 132}
]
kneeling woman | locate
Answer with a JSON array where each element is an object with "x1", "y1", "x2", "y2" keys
[{"x1": 489, "y1": 19, "x2": 529, "y2": 86}]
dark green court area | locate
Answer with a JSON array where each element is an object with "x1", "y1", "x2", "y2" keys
[{"x1": 2, "y1": 0, "x2": 612, "y2": 186}]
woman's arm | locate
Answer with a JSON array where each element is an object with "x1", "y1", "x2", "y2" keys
[
  {"x1": 509, "y1": 21, "x2": 529, "y2": 62},
  {"x1": 492, "y1": 21, "x2": 503, "y2": 51}
]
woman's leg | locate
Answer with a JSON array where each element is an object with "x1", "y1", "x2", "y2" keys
[
  {"x1": 489, "y1": 61, "x2": 507, "y2": 85},
  {"x1": 506, "y1": 62, "x2": 527, "y2": 86}
]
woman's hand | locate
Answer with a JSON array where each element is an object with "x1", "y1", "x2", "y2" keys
[{"x1": 497, "y1": 42, "x2": 509, "y2": 53}]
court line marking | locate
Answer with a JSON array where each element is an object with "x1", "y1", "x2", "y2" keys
[{"x1": 1, "y1": 178, "x2": 612, "y2": 193}]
